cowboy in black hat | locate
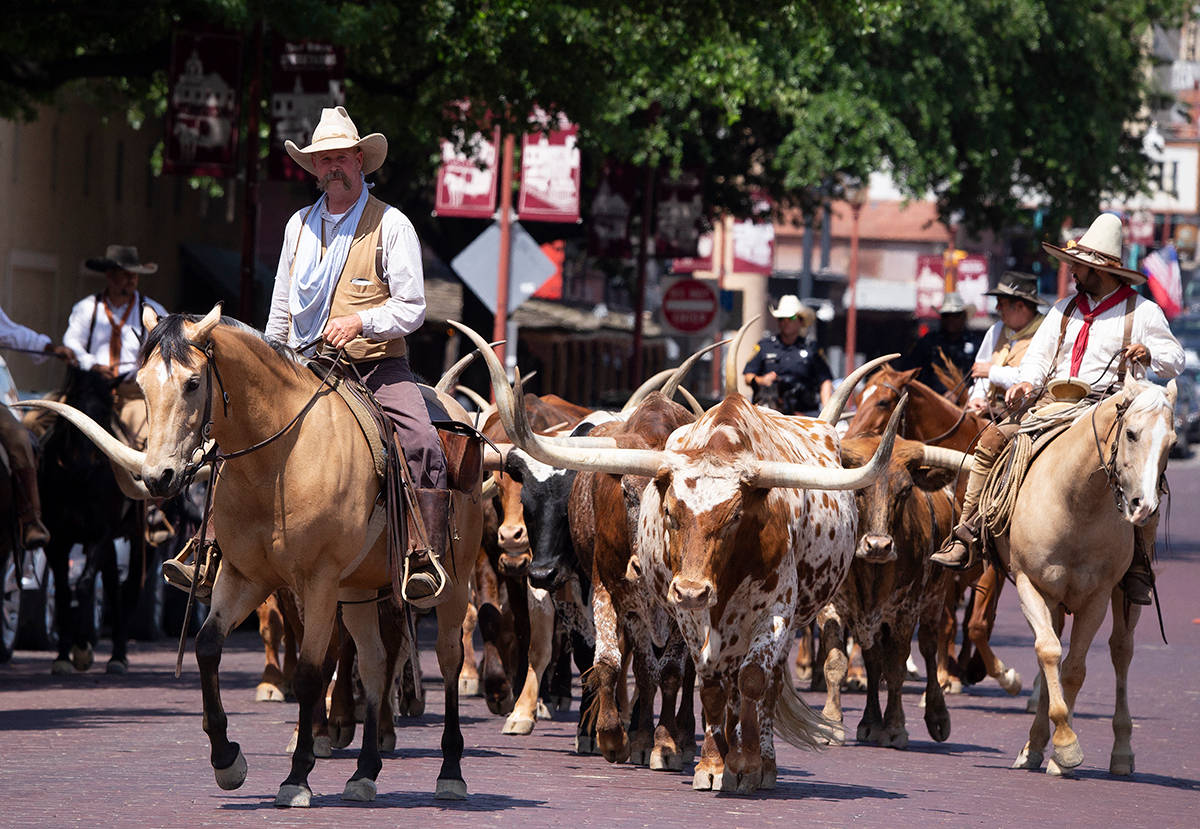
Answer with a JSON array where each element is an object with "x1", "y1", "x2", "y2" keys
[
  {"x1": 897, "y1": 291, "x2": 980, "y2": 396},
  {"x1": 965, "y1": 271, "x2": 1045, "y2": 416}
]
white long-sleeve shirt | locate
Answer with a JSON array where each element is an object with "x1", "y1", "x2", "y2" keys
[
  {"x1": 967, "y1": 319, "x2": 1041, "y2": 403},
  {"x1": 265, "y1": 198, "x2": 426, "y2": 347},
  {"x1": 0, "y1": 305, "x2": 51, "y2": 360},
  {"x1": 63, "y1": 292, "x2": 169, "y2": 373},
  {"x1": 1017, "y1": 290, "x2": 1184, "y2": 388}
]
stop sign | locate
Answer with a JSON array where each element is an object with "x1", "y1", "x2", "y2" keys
[{"x1": 661, "y1": 278, "x2": 718, "y2": 334}]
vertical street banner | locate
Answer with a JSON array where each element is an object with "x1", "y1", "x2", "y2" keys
[
  {"x1": 914, "y1": 253, "x2": 990, "y2": 319},
  {"x1": 587, "y1": 161, "x2": 636, "y2": 258},
  {"x1": 164, "y1": 30, "x2": 243, "y2": 177},
  {"x1": 518, "y1": 115, "x2": 580, "y2": 222},
  {"x1": 655, "y1": 169, "x2": 705, "y2": 258},
  {"x1": 269, "y1": 40, "x2": 345, "y2": 181},
  {"x1": 731, "y1": 219, "x2": 775, "y2": 274},
  {"x1": 435, "y1": 127, "x2": 501, "y2": 219},
  {"x1": 670, "y1": 232, "x2": 714, "y2": 273}
]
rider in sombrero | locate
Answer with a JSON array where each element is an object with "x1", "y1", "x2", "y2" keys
[{"x1": 932, "y1": 213, "x2": 1185, "y2": 605}]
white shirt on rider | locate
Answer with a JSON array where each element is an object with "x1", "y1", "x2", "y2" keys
[
  {"x1": 1018, "y1": 289, "x2": 1184, "y2": 388},
  {"x1": 0, "y1": 305, "x2": 51, "y2": 360},
  {"x1": 63, "y1": 292, "x2": 169, "y2": 373}
]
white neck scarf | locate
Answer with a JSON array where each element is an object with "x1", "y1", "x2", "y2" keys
[{"x1": 289, "y1": 181, "x2": 370, "y2": 347}]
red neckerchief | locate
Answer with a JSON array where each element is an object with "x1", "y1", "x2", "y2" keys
[
  {"x1": 101, "y1": 292, "x2": 136, "y2": 368},
  {"x1": 1070, "y1": 284, "x2": 1135, "y2": 377}
]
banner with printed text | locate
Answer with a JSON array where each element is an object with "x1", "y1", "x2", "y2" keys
[
  {"x1": 268, "y1": 40, "x2": 345, "y2": 181},
  {"x1": 435, "y1": 127, "x2": 500, "y2": 219},
  {"x1": 518, "y1": 119, "x2": 580, "y2": 223},
  {"x1": 164, "y1": 30, "x2": 243, "y2": 177}
]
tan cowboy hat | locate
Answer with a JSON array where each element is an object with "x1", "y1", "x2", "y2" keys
[
  {"x1": 770, "y1": 295, "x2": 816, "y2": 326},
  {"x1": 1041, "y1": 213, "x2": 1146, "y2": 286},
  {"x1": 85, "y1": 245, "x2": 158, "y2": 275},
  {"x1": 284, "y1": 106, "x2": 388, "y2": 176},
  {"x1": 985, "y1": 271, "x2": 1043, "y2": 307}
]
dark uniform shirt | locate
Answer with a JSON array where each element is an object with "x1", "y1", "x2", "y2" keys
[
  {"x1": 898, "y1": 329, "x2": 979, "y2": 395},
  {"x1": 743, "y1": 334, "x2": 833, "y2": 416}
]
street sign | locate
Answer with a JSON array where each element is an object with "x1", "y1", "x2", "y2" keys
[
  {"x1": 661, "y1": 277, "x2": 719, "y2": 335},
  {"x1": 451, "y1": 221, "x2": 557, "y2": 315}
]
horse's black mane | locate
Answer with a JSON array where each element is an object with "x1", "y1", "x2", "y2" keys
[{"x1": 140, "y1": 313, "x2": 300, "y2": 371}]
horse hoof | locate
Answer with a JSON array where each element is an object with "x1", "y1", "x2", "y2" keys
[
  {"x1": 311, "y1": 735, "x2": 331, "y2": 758},
  {"x1": 1012, "y1": 743, "x2": 1043, "y2": 770},
  {"x1": 274, "y1": 783, "x2": 311, "y2": 807},
  {"x1": 924, "y1": 710, "x2": 951, "y2": 743},
  {"x1": 255, "y1": 682, "x2": 286, "y2": 703},
  {"x1": 535, "y1": 700, "x2": 552, "y2": 720},
  {"x1": 214, "y1": 749, "x2": 248, "y2": 790},
  {"x1": 760, "y1": 763, "x2": 777, "y2": 790},
  {"x1": 458, "y1": 676, "x2": 480, "y2": 697},
  {"x1": 649, "y1": 746, "x2": 683, "y2": 772},
  {"x1": 105, "y1": 658, "x2": 128, "y2": 675},
  {"x1": 51, "y1": 659, "x2": 73, "y2": 676},
  {"x1": 1046, "y1": 758, "x2": 1073, "y2": 777},
  {"x1": 735, "y1": 770, "x2": 762, "y2": 795},
  {"x1": 330, "y1": 723, "x2": 355, "y2": 749},
  {"x1": 379, "y1": 731, "x2": 396, "y2": 752},
  {"x1": 574, "y1": 734, "x2": 599, "y2": 755},
  {"x1": 1110, "y1": 753, "x2": 1135, "y2": 776},
  {"x1": 794, "y1": 666, "x2": 812, "y2": 684},
  {"x1": 549, "y1": 694, "x2": 571, "y2": 713},
  {"x1": 629, "y1": 746, "x2": 651, "y2": 766},
  {"x1": 502, "y1": 715, "x2": 535, "y2": 735},
  {"x1": 883, "y1": 728, "x2": 910, "y2": 750},
  {"x1": 943, "y1": 677, "x2": 963, "y2": 695},
  {"x1": 435, "y1": 778, "x2": 468, "y2": 800},
  {"x1": 1053, "y1": 738, "x2": 1083, "y2": 769},
  {"x1": 817, "y1": 723, "x2": 845, "y2": 746},
  {"x1": 70, "y1": 644, "x2": 94, "y2": 672},
  {"x1": 486, "y1": 694, "x2": 515, "y2": 716},
  {"x1": 998, "y1": 668, "x2": 1022, "y2": 696},
  {"x1": 1025, "y1": 695, "x2": 1039, "y2": 714},
  {"x1": 342, "y1": 777, "x2": 376, "y2": 802},
  {"x1": 681, "y1": 744, "x2": 696, "y2": 764},
  {"x1": 402, "y1": 697, "x2": 425, "y2": 718}
]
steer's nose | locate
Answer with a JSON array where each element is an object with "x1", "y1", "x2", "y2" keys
[
  {"x1": 146, "y1": 467, "x2": 175, "y2": 498},
  {"x1": 497, "y1": 523, "x2": 527, "y2": 551},
  {"x1": 667, "y1": 577, "x2": 715, "y2": 609},
  {"x1": 857, "y1": 534, "x2": 896, "y2": 563}
]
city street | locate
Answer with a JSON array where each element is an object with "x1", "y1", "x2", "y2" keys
[{"x1": 2, "y1": 461, "x2": 1199, "y2": 828}]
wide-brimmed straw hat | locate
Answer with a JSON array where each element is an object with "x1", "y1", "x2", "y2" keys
[
  {"x1": 985, "y1": 271, "x2": 1043, "y2": 307},
  {"x1": 1041, "y1": 213, "x2": 1146, "y2": 286},
  {"x1": 284, "y1": 106, "x2": 388, "y2": 176},
  {"x1": 85, "y1": 245, "x2": 158, "y2": 275},
  {"x1": 770, "y1": 295, "x2": 816, "y2": 326}
]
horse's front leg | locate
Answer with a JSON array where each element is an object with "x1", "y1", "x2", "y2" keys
[
  {"x1": 195, "y1": 567, "x2": 271, "y2": 794},
  {"x1": 433, "y1": 582, "x2": 470, "y2": 799},
  {"x1": 1012, "y1": 572, "x2": 1068, "y2": 772},
  {"x1": 967, "y1": 566, "x2": 1020, "y2": 695},
  {"x1": 275, "y1": 585, "x2": 340, "y2": 808},
  {"x1": 338, "y1": 594, "x2": 387, "y2": 802}
]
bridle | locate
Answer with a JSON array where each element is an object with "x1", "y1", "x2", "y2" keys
[{"x1": 875, "y1": 380, "x2": 970, "y2": 446}]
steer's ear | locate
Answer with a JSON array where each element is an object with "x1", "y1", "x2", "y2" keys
[
  {"x1": 143, "y1": 305, "x2": 160, "y2": 333},
  {"x1": 909, "y1": 464, "x2": 958, "y2": 492}
]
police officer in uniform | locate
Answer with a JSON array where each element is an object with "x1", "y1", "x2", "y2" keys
[{"x1": 743, "y1": 295, "x2": 833, "y2": 416}]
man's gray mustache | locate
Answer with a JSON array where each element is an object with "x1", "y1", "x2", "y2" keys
[{"x1": 318, "y1": 170, "x2": 353, "y2": 191}]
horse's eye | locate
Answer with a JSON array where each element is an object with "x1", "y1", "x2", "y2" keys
[
  {"x1": 184, "y1": 376, "x2": 202, "y2": 393},
  {"x1": 1125, "y1": 429, "x2": 1137, "y2": 443}
]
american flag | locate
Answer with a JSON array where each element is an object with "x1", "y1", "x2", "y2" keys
[{"x1": 1142, "y1": 243, "x2": 1183, "y2": 318}]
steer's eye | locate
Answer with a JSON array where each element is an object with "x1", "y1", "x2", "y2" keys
[{"x1": 184, "y1": 375, "x2": 202, "y2": 393}]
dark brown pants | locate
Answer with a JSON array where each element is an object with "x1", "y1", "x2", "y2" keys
[{"x1": 353, "y1": 355, "x2": 447, "y2": 489}]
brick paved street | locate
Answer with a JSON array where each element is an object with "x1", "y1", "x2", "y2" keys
[{"x1": 3, "y1": 465, "x2": 1199, "y2": 828}]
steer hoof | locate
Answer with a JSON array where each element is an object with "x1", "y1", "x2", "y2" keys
[
  {"x1": 458, "y1": 675, "x2": 480, "y2": 697},
  {"x1": 649, "y1": 745, "x2": 683, "y2": 771},
  {"x1": 105, "y1": 658, "x2": 128, "y2": 675},
  {"x1": 213, "y1": 748, "x2": 248, "y2": 790},
  {"x1": 881, "y1": 726, "x2": 909, "y2": 750},
  {"x1": 330, "y1": 723, "x2": 355, "y2": 749},
  {"x1": 342, "y1": 777, "x2": 376, "y2": 802},
  {"x1": 1053, "y1": 738, "x2": 1083, "y2": 770},
  {"x1": 1012, "y1": 742, "x2": 1044, "y2": 770},
  {"x1": 435, "y1": 778, "x2": 468, "y2": 800},
  {"x1": 692, "y1": 767, "x2": 726, "y2": 791},
  {"x1": 574, "y1": 733, "x2": 599, "y2": 756},
  {"x1": 256, "y1": 682, "x2": 286, "y2": 702},
  {"x1": 1110, "y1": 752, "x2": 1135, "y2": 776},
  {"x1": 535, "y1": 700, "x2": 552, "y2": 720},
  {"x1": 997, "y1": 667, "x2": 1022, "y2": 696},
  {"x1": 502, "y1": 715, "x2": 535, "y2": 735},
  {"x1": 379, "y1": 731, "x2": 396, "y2": 752},
  {"x1": 50, "y1": 659, "x2": 73, "y2": 676},
  {"x1": 70, "y1": 644, "x2": 94, "y2": 672},
  {"x1": 274, "y1": 783, "x2": 311, "y2": 808}
]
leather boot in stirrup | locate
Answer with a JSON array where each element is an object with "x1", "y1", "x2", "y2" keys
[
  {"x1": 1119, "y1": 556, "x2": 1154, "y2": 606},
  {"x1": 161, "y1": 538, "x2": 219, "y2": 601},
  {"x1": 931, "y1": 522, "x2": 978, "y2": 571},
  {"x1": 403, "y1": 488, "x2": 451, "y2": 609}
]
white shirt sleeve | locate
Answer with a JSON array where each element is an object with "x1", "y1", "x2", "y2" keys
[
  {"x1": 968, "y1": 322, "x2": 999, "y2": 402},
  {"x1": 63, "y1": 295, "x2": 99, "y2": 371},
  {"x1": 0, "y1": 304, "x2": 51, "y2": 360},
  {"x1": 266, "y1": 210, "x2": 306, "y2": 343},
  {"x1": 1016, "y1": 299, "x2": 1067, "y2": 387},
  {"x1": 356, "y1": 207, "x2": 426, "y2": 340}
]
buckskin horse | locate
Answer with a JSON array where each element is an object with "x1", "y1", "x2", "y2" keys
[{"x1": 18, "y1": 306, "x2": 483, "y2": 807}]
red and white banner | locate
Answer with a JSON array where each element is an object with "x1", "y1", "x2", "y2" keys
[
  {"x1": 435, "y1": 127, "x2": 500, "y2": 219},
  {"x1": 655, "y1": 170, "x2": 704, "y2": 258},
  {"x1": 268, "y1": 40, "x2": 345, "y2": 181},
  {"x1": 914, "y1": 253, "x2": 990, "y2": 319},
  {"x1": 518, "y1": 119, "x2": 580, "y2": 223},
  {"x1": 164, "y1": 30, "x2": 242, "y2": 177},
  {"x1": 671, "y1": 232, "x2": 714, "y2": 273},
  {"x1": 732, "y1": 219, "x2": 775, "y2": 274},
  {"x1": 588, "y1": 161, "x2": 636, "y2": 258}
]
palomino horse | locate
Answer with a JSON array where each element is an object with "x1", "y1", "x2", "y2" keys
[
  {"x1": 22, "y1": 307, "x2": 483, "y2": 807},
  {"x1": 844, "y1": 364, "x2": 1022, "y2": 697}
]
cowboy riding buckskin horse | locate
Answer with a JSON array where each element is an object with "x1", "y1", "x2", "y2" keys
[{"x1": 932, "y1": 213, "x2": 1185, "y2": 610}]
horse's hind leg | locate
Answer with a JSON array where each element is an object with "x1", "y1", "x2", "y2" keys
[
  {"x1": 433, "y1": 585, "x2": 470, "y2": 799},
  {"x1": 1108, "y1": 587, "x2": 1141, "y2": 776},
  {"x1": 967, "y1": 566, "x2": 1020, "y2": 695},
  {"x1": 338, "y1": 598, "x2": 387, "y2": 802},
  {"x1": 195, "y1": 573, "x2": 271, "y2": 795}
]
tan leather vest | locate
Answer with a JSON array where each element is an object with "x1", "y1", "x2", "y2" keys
[{"x1": 315, "y1": 195, "x2": 407, "y2": 363}]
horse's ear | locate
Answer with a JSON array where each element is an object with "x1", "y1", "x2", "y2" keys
[
  {"x1": 143, "y1": 306, "x2": 160, "y2": 333},
  {"x1": 898, "y1": 368, "x2": 921, "y2": 385},
  {"x1": 1165, "y1": 378, "x2": 1178, "y2": 409},
  {"x1": 189, "y1": 304, "x2": 223, "y2": 344}
]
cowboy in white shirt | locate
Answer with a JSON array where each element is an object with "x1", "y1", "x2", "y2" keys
[
  {"x1": 965, "y1": 272, "x2": 1046, "y2": 416},
  {"x1": 934, "y1": 214, "x2": 1183, "y2": 606},
  {"x1": 0, "y1": 308, "x2": 75, "y2": 548}
]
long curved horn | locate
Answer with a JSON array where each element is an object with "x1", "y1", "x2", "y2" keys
[
  {"x1": 455, "y1": 384, "x2": 490, "y2": 412},
  {"x1": 676, "y1": 387, "x2": 705, "y2": 417},
  {"x1": 622, "y1": 369, "x2": 676, "y2": 413},
  {"x1": 11, "y1": 399, "x2": 146, "y2": 472},
  {"x1": 450, "y1": 321, "x2": 668, "y2": 477},
  {"x1": 661, "y1": 338, "x2": 729, "y2": 402},
  {"x1": 818, "y1": 353, "x2": 900, "y2": 424},
  {"x1": 725, "y1": 315, "x2": 762, "y2": 396},
  {"x1": 111, "y1": 463, "x2": 154, "y2": 500},
  {"x1": 922, "y1": 445, "x2": 975, "y2": 470},
  {"x1": 749, "y1": 393, "x2": 908, "y2": 490}
]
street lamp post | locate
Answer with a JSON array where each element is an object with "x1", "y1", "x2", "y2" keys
[{"x1": 842, "y1": 179, "x2": 869, "y2": 375}]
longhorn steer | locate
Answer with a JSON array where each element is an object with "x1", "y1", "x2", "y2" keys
[{"x1": 817, "y1": 436, "x2": 957, "y2": 748}]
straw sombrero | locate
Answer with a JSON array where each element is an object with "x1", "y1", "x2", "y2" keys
[
  {"x1": 284, "y1": 106, "x2": 388, "y2": 176},
  {"x1": 1041, "y1": 213, "x2": 1145, "y2": 285}
]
